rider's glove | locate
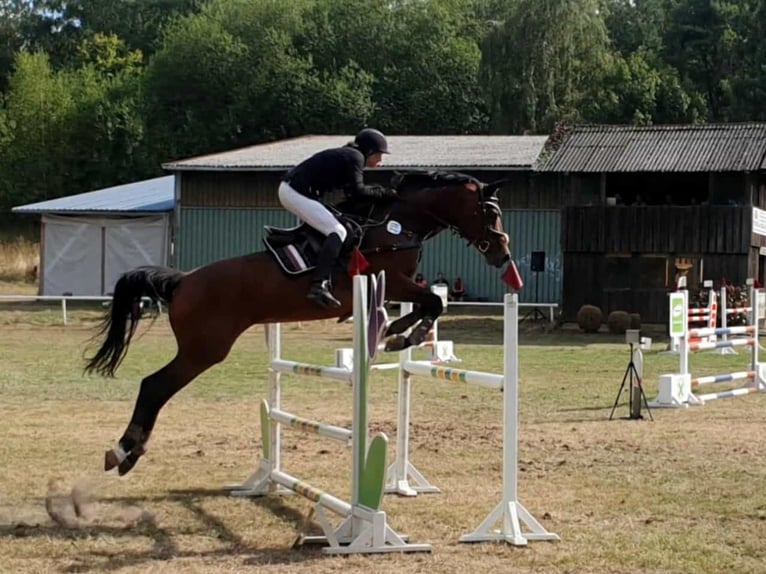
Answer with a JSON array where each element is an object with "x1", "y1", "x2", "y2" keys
[{"x1": 361, "y1": 185, "x2": 399, "y2": 199}]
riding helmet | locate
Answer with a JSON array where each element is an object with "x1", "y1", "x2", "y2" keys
[{"x1": 354, "y1": 128, "x2": 390, "y2": 156}]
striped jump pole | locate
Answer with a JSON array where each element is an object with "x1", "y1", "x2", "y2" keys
[
  {"x1": 718, "y1": 286, "x2": 746, "y2": 355},
  {"x1": 384, "y1": 306, "x2": 502, "y2": 497},
  {"x1": 722, "y1": 280, "x2": 766, "y2": 352},
  {"x1": 226, "y1": 273, "x2": 431, "y2": 554},
  {"x1": 387, "y1": 294, "x2": 559, "y2": 546},
  {"x1": 650, "y1": 286, "x2": 765, "y2": 407}
]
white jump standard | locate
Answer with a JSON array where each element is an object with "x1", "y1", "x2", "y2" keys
[
  {"x1": 387, "y1": 295, "x2": 559, "y2": 546},
  {"x1": 227, "y1": 273, "x2": 431, "y2": 554},
  {"x1": 651, "y1": 285, "x2": 766, "y2": 407}
]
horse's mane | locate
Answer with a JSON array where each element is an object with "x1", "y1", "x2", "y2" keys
[
  {"x1": 334, "y1": 170, "x2": 482, "y2": 221},
  {"x1": 391, "y1": 170, "x2": 481, "y2": 191}
]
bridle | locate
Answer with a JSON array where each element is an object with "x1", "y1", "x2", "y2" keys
[{"x1": 416, "y1": 187, "x2": 505, "y2": 253}]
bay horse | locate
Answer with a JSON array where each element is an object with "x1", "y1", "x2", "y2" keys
[{"x1": 84, "y1": 171, "x2": 511, "y2": 476}]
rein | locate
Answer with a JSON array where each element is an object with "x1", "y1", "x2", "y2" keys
[
  {"x1": 397, "y1": 188, "x2": 502, "y2": 254},
  {"x1": 330, "y1": 181, "x2": 502, "y2": 257}
]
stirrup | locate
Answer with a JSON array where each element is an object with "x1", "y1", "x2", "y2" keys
[{"x1": 308, "y1": 281, "x2": 341, "y2": 309}]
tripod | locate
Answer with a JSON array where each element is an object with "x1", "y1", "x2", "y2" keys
[
  {"x1": 609, "y1": 342, "x2": 654, "y2": 421},
  {"x1": 521, "y1": 270, "x2": 547, "y2": 322}
]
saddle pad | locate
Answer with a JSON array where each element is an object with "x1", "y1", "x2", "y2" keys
[{"x1": 263, "y1": 237, "x2": 317, "y2": 275}]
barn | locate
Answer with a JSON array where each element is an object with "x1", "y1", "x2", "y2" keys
[
  {"x1": 535, "y1": 123, "x2": 766, "y2": 323},
  {"x1": 163, "y1": 135, "x2": 563, "y2": 304},
  {"x1": 12, "y1": 176, "x2": 174, "y2": 296}
]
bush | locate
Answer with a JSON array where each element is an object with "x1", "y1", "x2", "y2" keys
[
  {"x1": 607, "y1": 310, "x2": 632, "y2": 334},
  {"x1": 577, "y1": 305, "x2": 602, "y2": 333},
  {"x1": 629, "y1": 313, "x2": 641, "y2": 330}
]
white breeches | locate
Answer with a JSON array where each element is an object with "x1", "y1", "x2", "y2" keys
[{"x1": 278, "y1": 182, "x2": 347, "y2": 242}]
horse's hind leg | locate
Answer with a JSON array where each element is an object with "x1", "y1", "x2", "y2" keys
[
  {"x1": 105, "y1": 322, "x2": 240, "y2": 476},
  {"x1": 104, "y1": 354, "x2": 214, "y2": 475}
]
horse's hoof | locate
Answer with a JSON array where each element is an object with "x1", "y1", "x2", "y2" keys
[
  {"x1": 118, "y1": 453, "x2": 139, "y2": 476},
  {"x1": 384, "y1": 335, "x2": 408, "y2": 352},
  {"x1": 104, "y1": 449, "x2": 120, "y2": 472}
]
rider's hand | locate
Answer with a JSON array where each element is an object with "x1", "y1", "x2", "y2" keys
[{"x1": 362, "y1": 185, "x2": 398, "y2": 200}]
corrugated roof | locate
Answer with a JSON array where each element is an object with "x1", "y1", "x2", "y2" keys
[
  {"x1": 535, "y1": 123, "x2": 766, "y2": 173},
  {"x1": 162, "y1": 135, "x2": 548, "y2": 171},
  {"x1": 12, "y1": 176, "x2": 175, "y2": 214}
]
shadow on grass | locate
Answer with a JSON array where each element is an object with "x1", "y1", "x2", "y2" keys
[{"x1": 1, "y1": 488, "x2": 337, "y2": 572}]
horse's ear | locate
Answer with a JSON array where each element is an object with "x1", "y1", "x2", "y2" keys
[{"x1": 483, "y1": 178, "x2": 510, "y2": 196}]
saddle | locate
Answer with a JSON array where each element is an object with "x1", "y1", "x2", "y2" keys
[{"x1": 263, "y1": 214, "x2": 364, "y2": 276}]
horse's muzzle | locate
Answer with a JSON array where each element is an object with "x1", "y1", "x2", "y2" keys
[{"x1": 485, "y1": 250, "x2": 511, "y2": 268}]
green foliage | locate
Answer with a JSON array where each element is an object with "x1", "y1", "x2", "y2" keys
[
  {"x1": 0, "y1": 50, "x2": 152, "y2": 210},
  {"x1": 480, "y1": 0, "x2": 613, "y2": 133},
  {"x1": 663, "y1": 0, "x2": 759, "y2": 121},
  {"x1": 0, "y1": 52, "x2": 76, "y2": 208},
  {"x1": 3, "y1": 0, "x2": 766, "y2": 211},
  {"x1": 76, "y1": 33, "x2": 143, "y2": 77}
]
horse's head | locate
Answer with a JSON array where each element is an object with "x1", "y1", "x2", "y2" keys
[{"x1": 392, "y1": 171, "x2": 511, "y2": 268}]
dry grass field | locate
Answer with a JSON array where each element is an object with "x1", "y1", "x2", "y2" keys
[
  {"x1": 0, "y1": 236, "x2": 38, "y2": 283},
  {"x1": 2, "y1": 288, "x2": 766, "y2": 573}
]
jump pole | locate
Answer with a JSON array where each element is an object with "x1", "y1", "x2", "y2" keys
[{"x1": 227, "y1": 273, "x2": 431, "y2": 554}]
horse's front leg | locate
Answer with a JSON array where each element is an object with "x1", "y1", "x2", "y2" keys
[{"x1": 384, "y1": 282, "x2": 443, "y2": 352}]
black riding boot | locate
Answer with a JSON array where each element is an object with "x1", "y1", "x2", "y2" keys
[{"x1": 307, "y1": 233, "x2": 344, "y2": 309}]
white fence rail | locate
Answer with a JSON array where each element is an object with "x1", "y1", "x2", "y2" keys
[
  {"x1": 0, "y1": 295, "x2": 157, "y2": 325},
  {"x1": 441, "y1": 301, "x2": 559, "y2": 324},
  {"x1": 0, "y1": 294, "x2": 557, "y2": 325}
]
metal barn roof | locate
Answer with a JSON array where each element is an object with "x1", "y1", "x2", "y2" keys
[
  {"x1": 12, "y1": 176, "x2": 175, "y2": 214},
  {"x1": 535, "y1": 123, "x2": 766, "y2": 173},
  {"x1": 162, "y1": 135, "x2": 548, "y2": 171}
]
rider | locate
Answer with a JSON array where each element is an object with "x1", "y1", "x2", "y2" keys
[{"x1": 279, "y1": 128, "x2": 397, "y2": 309}]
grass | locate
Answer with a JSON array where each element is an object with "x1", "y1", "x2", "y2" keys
[
  {"x1": 1, "y1": 296, "x2": 766, "y2": 573},
  {"x1": 0, "y1": 237, "x2": 38, "y2": 283}
]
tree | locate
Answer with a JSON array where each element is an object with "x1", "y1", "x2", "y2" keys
[
  {"x1": 592, "y1": 50, "x2": 705, "y2": 124},
  {"x1": 26, "y1": 0, "x2": 204, "y2": 65},
  {"x1": 0, "y1": 52, "x2": 76, "y2": 208},
  {"x1": 299, "y1": 0, "x2": 487, "y2": 134},
  {"x1": 663, "y1": 0, "x2": 757, "y2": 121},
  {"x1": 480, "y1": 0, "x2": 613, "y2": 133},
  {"x1": 143, "y1": 0, "x2": 375, "y2": 161},
  {"x1": 0, "y1": 47, "x2": 149, "y2": 211},
  {"x1": 0, "y1": 0, "x2": 37, "y2": 91},
  {"x1": 604, "y1": 0, "x2": 673, "y2": 57}
]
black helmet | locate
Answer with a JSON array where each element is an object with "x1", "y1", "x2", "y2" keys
[{"x1": 354, "y1": 128, "x2": 389, "y2": 156}]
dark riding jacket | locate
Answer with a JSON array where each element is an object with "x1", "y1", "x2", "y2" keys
[{"x1": 283, "y1": 145, "x2": 393, "y2": 200}]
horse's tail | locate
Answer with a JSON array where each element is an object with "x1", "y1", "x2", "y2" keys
[{"x1": 84, "y1": 266, "x2": 184, "y2": 378}]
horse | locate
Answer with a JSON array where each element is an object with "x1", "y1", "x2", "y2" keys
[{"x1": 84, "y1": 170, "x2": 511, "y2": 476}]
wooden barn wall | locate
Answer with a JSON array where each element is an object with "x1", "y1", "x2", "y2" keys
[
  {"x1": 562, "y1": 205, "x2": 752, "y2": 323},
  {"x1": 179, "y1": 169, "x2": 559, "y2": 211},
  {"x1": 180, "y1": 172, "x2": 285, "y2": 208},
  {"x1": 563, "y1": 253, "x2": 750, "y2": 323},
  {"x1": 562, "y1": 206, "x2": 750, "y2": 254}
]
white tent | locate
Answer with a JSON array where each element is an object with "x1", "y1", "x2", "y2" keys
[{"x1": 13, "y1": 176, "x2": 174, "y2": 296}]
